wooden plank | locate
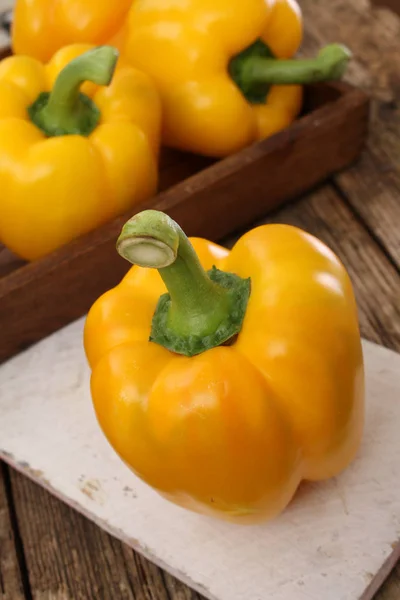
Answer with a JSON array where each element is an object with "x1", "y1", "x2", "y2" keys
[
  {"x1": 4, "y1": 183, "x2": 400, "y2": 600},
  {"x1": 0, "y1": 464, "x2": 25, "y2": 600},
  {"x1": 300, "y1": 0, "x2": 400, "y2": 268},
  {"x1": 371, "y1": 0, "x2": 400, "y2": 16},
  {"x1": 9, "y1": 469, "x2": 202, "y2": 600},
  {"x1": 0, "y1": 82, "x2": 369, "y2": 364},
  {"x1": 376, "y1": 564, "x2": 400, "y2": 600}
]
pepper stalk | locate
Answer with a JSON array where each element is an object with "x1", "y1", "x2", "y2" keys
[
  {"x1": 230, "y1": 42, "x2": 351, "y2": 104},
  {"x1": 117, "y1": 210, "x2": 251, "y2": 357},
  {"x1": 29, "y1": 45, "x2": 119, "y2": 137}
]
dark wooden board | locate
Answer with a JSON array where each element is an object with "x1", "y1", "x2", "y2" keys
[
  {"x1": 8, "y1": 465, "x2": 202, "y2": 600},
  {"x1": 301, "y1": 0, "x2": 400, "y2": 269},
  {"x1": 0, "y1": 81, "x2": 369, "y2": 364},
  {"x1": 0, "y1": 465, "x2": 24, "y2": 600},
  {"x1": 371, "y1": 0, "x2": 400, "y2": 16}
]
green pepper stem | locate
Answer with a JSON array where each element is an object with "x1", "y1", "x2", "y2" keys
[
  {"x1": 117, "y1": 210, "x2": 229, "y2": 336},
  {"x1": 248, "y1": 44, "x2": 351, "y2": 85},
  {"x1": 29, "y1": 46, "x2": 119, "y2": 137},
  {"x1": 117, "y1": 210, "x2": 251, "y2": 355},
  {"x1": 230, "y1": 43, "x2": 352, "y2": 103}
]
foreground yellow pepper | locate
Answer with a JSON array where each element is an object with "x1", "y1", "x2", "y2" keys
[
  {"x1": 0, "y1": 44, "x2": 160, "y2": 261},
  {"x1": 84, "y1": 210, "x2": 364, "y2": 523},
  {"x1": 12, "y1": 0, "x2": 351, "y2": 157}
]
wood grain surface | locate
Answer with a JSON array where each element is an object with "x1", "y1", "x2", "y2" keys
[
  {"x1": 1, "y1": 0, "x2": 400, "y2": 598},
  {"x1": 0, "y1": 465, "x2": 24, "y2": 600},
  {"x1": 302, "y1": 0, "x2": 400, "y2": 268},
  {"x1": 8, "y1": 469, "x2": 203, "y2": 600}
]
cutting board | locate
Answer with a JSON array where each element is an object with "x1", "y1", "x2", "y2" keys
[{"x1": 0, "y1": 318, "x2": 399, "y2": 600}]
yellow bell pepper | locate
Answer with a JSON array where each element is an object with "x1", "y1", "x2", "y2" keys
[
  {"x1": 12, "y1": 0, "x2": 133, "y2": 62},
  {"x1": 84, "y1": 210, "x2": 364, "y2": 523},
  {"x1": 12, "y1": 0, "x2": 351, "y2": 157},
  {"x1": 0, "y1": 44, "x2": 161, "y2": 261}
]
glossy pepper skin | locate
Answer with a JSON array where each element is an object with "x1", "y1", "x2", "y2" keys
[
  {"x1": 124, "y1": 0, "x2": 304, "y2": 156},
  {"x1": 12, "y1": 0, "x2": 133, "y2": 62},
  {"x1": 12, "y1": 0, "x2": 351, "y2": 158},
  {"x1": 12, "y1": 0, "x2": 300, "y2": 65},
  {"x1": 0, "y1": 44, "x2": 160, "y2": 261},
  {"x1": 84, "y1": 210, "x2": 364, "y2": 523}
]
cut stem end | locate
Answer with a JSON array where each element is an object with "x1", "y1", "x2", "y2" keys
[{"x1": 117, "y1": 237, "x2": 177, "y2": 269}]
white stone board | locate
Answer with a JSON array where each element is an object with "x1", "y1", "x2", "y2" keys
[{"x1": 0, "y1": 318, "x2": 399, "y2": 600}]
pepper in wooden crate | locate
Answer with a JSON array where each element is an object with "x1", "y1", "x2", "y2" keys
[
  {"x1": 0, "y1": 44, "x2": 161, "y2": 261},
  {"x1": 84, "y1": 210, "x2": 365, "y2": 523},
  {"x1": 12, "y1": 0, "x2": 133, "y2": 61},
  {"x1": 12, "y1": 0, "x2": 351, "y2": 157}
]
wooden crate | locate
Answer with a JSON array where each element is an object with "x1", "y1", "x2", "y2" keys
[{"x1": 0, "y1": 82, "x2": 370, "y2": 363}]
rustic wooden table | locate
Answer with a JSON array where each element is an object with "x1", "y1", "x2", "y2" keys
[{"x1": 0, "y1": 0, "x2": 399, "y2": 598}]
